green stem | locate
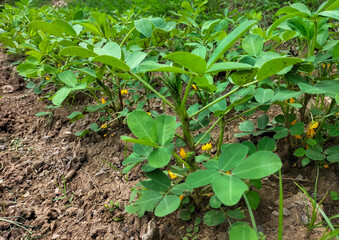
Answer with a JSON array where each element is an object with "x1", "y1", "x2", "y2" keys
[
  {"x1": 217, "y1": 116, "x2": 225, "y2": 156},
  {"x1": 195, "y1": 115, "x2": 223, "y2": 146},
  {"x1": 120, "y1": 26, "x2": 135, "y2": 47},
  {"x1": 309, "y1": 166, "x2": 319, "y2": 230},
  {"x1": 130, "y1": 72, "x2": 175, "y2": 110},
  {"x1": 278, "y1": 169, "x2": 283, "y2": 240},
  {"x1": 189, "y1": 86, "x2": 240, "y2": 118},
  {"x1": 181, "y1": 76, "x2": 196, "y2": 109},
  {"x1": 243, "y1": 193, "x2": 258, "y2": 236}
]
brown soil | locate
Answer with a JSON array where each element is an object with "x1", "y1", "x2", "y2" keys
[{"x1": 0, "y1": 48, "x2": 338, "y2": 240}]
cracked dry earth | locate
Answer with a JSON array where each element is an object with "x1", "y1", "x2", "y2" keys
[{"x1": 0, "y1": 48, "x2": 338, "y2": 239}]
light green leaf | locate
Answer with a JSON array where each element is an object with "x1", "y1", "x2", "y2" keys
[
  {"x1": 305, "y1": 150, "x2": 325, "y2": 161},
  {"x1": 232, "y1": 151, "x2": 281, "y2": 179},
  {"x1": 257, "y1": 137, "x2": 276, "y2": 151},
  {"x1": 121, "y1": 136, "x2": 158, "y2": 147},
  {"x1": 135, "y1": 18, "x2": 153, "y2": 38},
  {"x1": 257, "y1": 57, "x2": 303, "y2": 81},
  {"x1": 207, "y1": 20, "x2": 257, "y2": 69},
  {"x1": 59, "y1": 46, "x2": 98, "y2": 58},
  {"x1": 52, "y1": 19, "x2": 77, "y2": 37},
  {"x1": 155, "y1": 115, "x2": 176, "y2": 146},
  {"x1": 127, "y1": 111, "x2": 157, "y2": 142},
  {"x1": 148, "y1": 147, "x2": 171, "y2": 168},
  {"x1": 218, "y1": 143, "x2": 248, "y2": 171},
  {"x1": 229, "y1": 224, "x2": 258, "y2": 240},
  {"x1": 229, "y1": 68, "x2": 258, "y2": 86},
  {"x1": 242, "y1": 34, "x2": 263, "y2": 57},
  {"x1": 93, "y1": 42, "x2": 121, "y2": 59},
  {"x1": 126, "y1": 51, "x2": 148, "y2": 69},
  {"x1": 52, "y1": 87, "x2": 71, "y2": 105},
  {"x1": 319, "y1": 10, "x2": 339, "y2": 20},
  {"x1": 155, "y1": 195, "x2": 180, "y2": 217},
  {"x1": 141, "y1": 169, "x2": 171, "y2": 192},
  {"x1": 58, "y1": 70, "x2": 77, "y2": 87},
  {"x1": 164, "y1": 52, "x2": 207, "y2": 75},
  {"x1": 271, "y1": 89, "x2": 300, "y2": 102},
  {"x1": 125, "y1": 190, "x2": 162, "y2": 217},
  {"x1": 136, "y1": 61, "x2": 192, "y2": 74},
  {"x1": 206, "y1": 62, "x2": 253, "y2": 73},
  {"x1": 239, "y1": 121, "x2": 255, "y2": 132},
  {"x1": 212, "y1": 174, "x2": 248, "y2": 206},
  {"x1": 255, "y1": 88, "x2": 274, "y2": 103},
  {"x1": 186, "y1": 169, "x2": 220, "y2": 188},
  {"x1": 92, "y1": 55, "x2": 130, "y2": 71}
]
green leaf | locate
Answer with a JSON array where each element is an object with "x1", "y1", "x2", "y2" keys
[
  {"x1": 52, "y1": 19, "x2": 77, "y2": 37},
  {"x1": 218, "y1": 143, "x2": 249, "y2": 171},
  {"x1": 227, "y1": 208, "x2": 245, "y2": 219},
  {"x1": 207, "y1": 20, "x2": 256, "y2": 68},
  {"x1": 327, "y1": 154, "x2": 339, "y2": 163},
  {"x1": 28, "y1": 20, "x2": 76, "y2": 37},
  {"x1": 94, "y1": 42, "x2": 121, "y2": 59},
  {"x1": 246, "y1": 191, "x2": 260, "y2": 210},
  {"x1": 255, "y1": 88, "x2": 274, "y2": 104},
  {"x1": 148, "y1": 147, "x2": 171, "y2": 168},
  {"x1": 267, "y1": 12, "x2": 309, "y2": 36},
  {"x1": 135, "y1": 18, "x2": 153, "y2": 38},
  {"x1": 141, "y1": 169, "x2": 171, "y2": 192},
  {"x1": 294, "y1": 148, "x2": 306, "y2": 157},
  {"x1": 257, "y1": 114, "x2": 269, "y2": 130},
  {"x1": 35, "y1": 111, "x2": 52, "y2": 117},
  {"x1": 257, "y1": 137, "x2": 276, "y2": 151},
  {"x1": 257, "y1": 57, "x2": 303, "y2": 81},
  {"x1": 206, "y1": 62, "x2": 253, "y2": 73},
  {"x1": 155, "y1": 115, "x2": 176, "y2": 146},
  {"x1": 334, "y1": 43, "x2": 339, "y2": 59},
  {"x1": 305, "y1": 150, "x2": 325, "y2": 161},
  {"x1": 325, "y1": 145, "x2": 339, "y2": 156},
  {"x1": 136, "y1": 61, "x2": 191, "y2": 74},
  {"x1": 271, "y1": 89, "x2": 300, "y2": 102},
  {"x1": 229, "y1": 68, "x2": 258, "y2": 86},
  {"x1": 290, "y1": 122, "x2": 305, "y2": 135},
  {"x1": 203, "y1": 210, "x2": 226, "y2": 226},
  {"x1": 186, "y1": 169, "x2": 220, "y2": 188},
  {"x1": 232, "y1": 151, "x2": 282, "y2": 179},
  {"x1": 154, "y1": 195, "x2": 180, "y2": 217},
  {"x1": 209, "y1": 195, "x2": 222, "y2": 208},
  {"x1": 314, "y1": 80, "x2": 339, "y2": 98},
  {"x1": 164, "y1": 52, "x2": 206, "y2": 75},
  {"x1": 92, "y1": 55, "x2": 130, "y2": 71},
  {"x1": 301, "y1": 158, "x2": 310, "y2": 166},
  {"x1": 229, "y1": 224, "x2": 258, "y2": 240},
  {"x1": 52, "y1": 87, "x2": 71, "y2": 105},
  {"x1": 212, "y1": 174, "x2": 248, "y2": 206},
  {"x1": 239, "y1": 121, "x2": 255, "y2": 132},
  {"x1": 67, "y1": 111, "x2": 84, "y2": 122},
  {"x1": 319, "y1": 10, "x2": 339, "y2": 20},
  {"x1": 58, "y1": 70, "x2": 77, "y2": 87},
  {"x1": 121, "y1": 136, "x2": 158, "y2": 147},
  {"x1": 126, "y1": 111, "x2": 157, "y2": 142},
  {"x1": 126, "y1": 51, "x2": 148, "y2": 69},
  {"x1": 125, "y1": 190, "x2": 162, "y2": 217},
  {"x1": 17, "y1": 63, "x2": 38, "y2": 77},
  {"x1": 242, "y1": 34, "x2": 263, "y2": 57},
  {"x1": 171, "y1": 183, "x2": 193, "y2": 195}
]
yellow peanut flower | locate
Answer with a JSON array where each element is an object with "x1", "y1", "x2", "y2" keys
[
  {"x1": 147, "y1": 112, "x2": 151, "y2": 116},
  {"x1": 202, "y1": 142, "x2": 212, "y2": 152},
  {"x1": 101, "y1": 98, "x2": 106, "y2": 104},
  {"x1": 226, "y1": 171, "x2": 231, "y2": 175},
  {"x1": 192, "y1": 85, "x2": 197, "y2": 90},
  {"x1": 101, "y1": 123, "x2": 108, "y2": 129},
  {"x1": 179, "y1": 195, "x2": 185, "y2": 201},
  {"x1": 285, "y1": 98, "x2": 296, "y2": 103},
  {"x1": 306, "y1": 121, "x2": 319, "y2": 138},
  {"x1": 58, "y1": 64, "x2": 61, "y2": 68},
  {"x1": 45, "y1": 77, "x2": 50, "y2": 81},
  {"x1": 324, "y1": 164, "x2": 329, "y2": 169},
  {"x1": 103, "y1": 134, "x2": 107, "y2": 137},
  {"x1": 291, "y1": 119, "x2": 297, "y2": 125},
  {"x1": 294, "y1": 135, "x2": 301, "y2": 140},
  {"x1": 168, "y1": 170, "x2": 178, "y2": 179},
  {"x1": 179, "y1": 148, "x2": 187, "y2": 159},
  {"x1": 120, "y1": 89, "x2": 128, "y2": 95}
]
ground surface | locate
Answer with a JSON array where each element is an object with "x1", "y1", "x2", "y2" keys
[{"x1": 0, "y1": 48, "x2": 338, "y2": 240}]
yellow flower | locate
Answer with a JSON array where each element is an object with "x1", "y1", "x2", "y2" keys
[
  {"x1": 306, "y1": 121, "x2": 318, "y2": 138},
  {"x1": 324, "y1": 164, "x2": 328, "y2": 169},
  {"x1": 192, "y1": 85, "x2": 197, "y2": 90},
  {"x1": 58, "y1": 64, "x2": 61, "y2": 68},
  {"x1": 292, "y1": 163, "x2": 296, "y2": 167},
  {"x1": 291, "y1": 119, "x2": 297, "y2": 125},
  {"x1": 202, "y1": 142, "x2": 212, "y2": 152},
  {"x1": 120, "y1": 89, "x2": 128, "y2": 95},
  {"x1": 294, "y1": 135, "x2": 301, "y2": 140},
  {"x1": 206, "y1": 194, "x2": 211, "y2": 197},
  {"x1": 168, "y1": 170, "x2": 178, "y2": 179},
  {"x1": 101, "y1": 98, "x2": 106, "y2": 104},
  {"x1": 45, "y1": 77, "x2": 50, "y2": 81},
  {"x1": 179, "y1": 148, "x2": 187, "y2": 159},
  {"x1": 285, "y1": 98, "x2": 296, "y2": 104},
  {"x1": 179, "y1": 195, "x2": 185, "y2": 201},
  {"x1": 147, "y1": 112, "x2": 151, "y2": 116},
  {"x1": 226, "y1": 171, "x2": 231, "y2": 175},
  {"x1": 103, "y1": 134, "x2": 107, "y2": 137},
  {"x1": 101, "y1": 123, "x2": 108, "y2": 129}
]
